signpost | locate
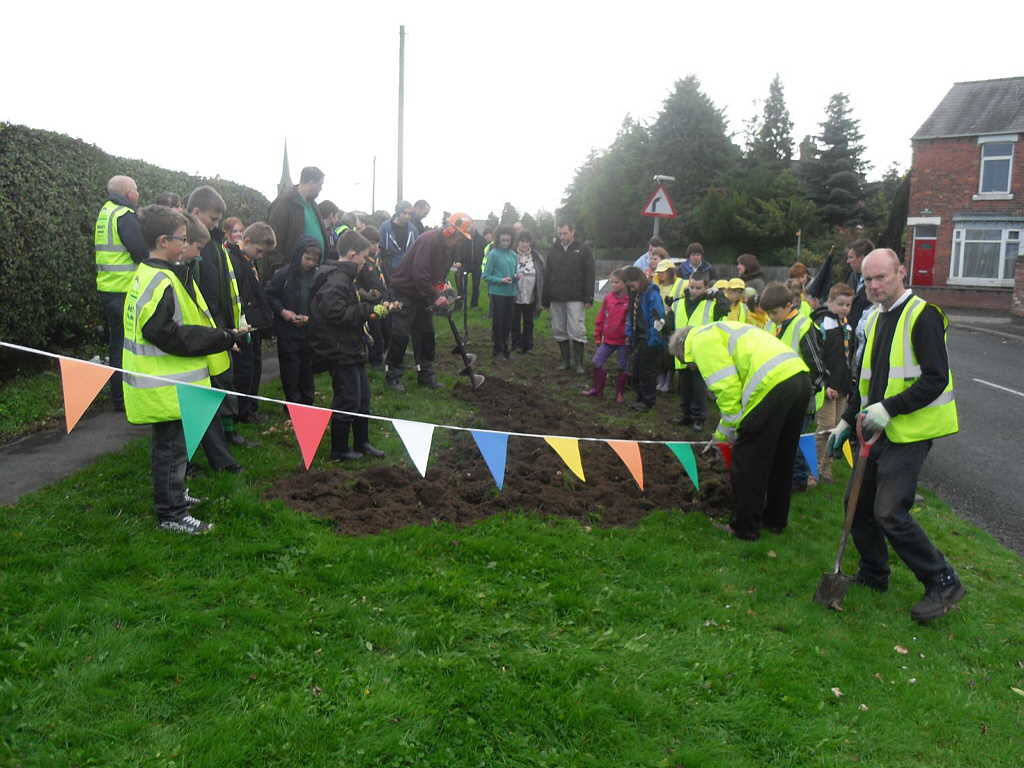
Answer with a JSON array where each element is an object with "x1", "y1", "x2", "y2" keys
[{"x1": 641, "y1": 177, "x2": 677, "y2": 238}]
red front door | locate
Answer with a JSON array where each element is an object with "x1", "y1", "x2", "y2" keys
[{"x1": 911, "y1": 240, "x2": 935, "y2": 286}]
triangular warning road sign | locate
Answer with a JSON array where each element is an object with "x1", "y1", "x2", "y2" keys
[{"x1": 641, "y1": 184, "x2": 677, "y2": 218}]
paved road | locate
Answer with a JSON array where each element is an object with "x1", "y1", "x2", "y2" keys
[{"x1": 919, "y1": 327, "x2": 1024, "y2": 555}]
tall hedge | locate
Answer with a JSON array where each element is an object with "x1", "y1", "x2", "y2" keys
[{"x1": 0, "y1": 123, "x2": 271, "y2": 358}]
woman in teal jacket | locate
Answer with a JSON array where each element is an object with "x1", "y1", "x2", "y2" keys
[{"x1": 483, "y1": 226, "x2": 519, "y2": 359}]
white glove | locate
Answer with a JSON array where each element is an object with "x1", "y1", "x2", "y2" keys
[
  {"x1": 825, "y1": 419, "x2": 851, "y2": 458},
  {"x1": 860, "y1": 403, "x2": 891, "y2": 434},
  {"x1": 653, "y1": 318, "x2": 665, "y2": 332}
]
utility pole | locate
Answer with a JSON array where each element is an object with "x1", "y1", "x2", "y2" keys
[
  {"x1": 372, "y1": 155, "x2": 377, "y2": 214},
  {"x1": 397, "y1": 25, "x2": 405, "y2": 203}
]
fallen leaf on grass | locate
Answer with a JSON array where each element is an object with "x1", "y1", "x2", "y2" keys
[
  {"x1": 831, "y1": 687, "x2": 843, "y2": 697},
  {"x1": 909, "y1": 678, "x2": 917, "y2": 684},
  {"x1": 859, "y1": 704, "x2": 868, "y2": 711},
  {"x1": 1011, "y1": 687, "x2": 1024, "y2": 697},
  {"x1": 767, "y1": 550, "x2": 777, "y2": 558},
  {"x1": 894, "y1": 645, "x2": 908, "y2": 654},
  {"x1": 874, "y1": 673, "x2": 884, "y2": 682}
]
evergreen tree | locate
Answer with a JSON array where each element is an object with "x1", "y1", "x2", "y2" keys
[
  {"x1": 486, "y1": 211, "x2": 499, "y2": 229},
  {"x1": 802, "y1": 92, "x2": 871, "y2": 228},
  {"x1": 499, "y1": 202, "x2": 519, "y2": 226},
  {"x1": 749, "y1": 75, "x2": 794, "y2": 163}
]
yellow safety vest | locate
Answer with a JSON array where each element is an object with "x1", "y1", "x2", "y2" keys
[
  {"x1": 779, "y1": 315, "x2": 825, "y2": 411},
  {"x1": 859, "y1": 296, "x2": 958, "y2": 443},
  {"x1": 727, "y1": 301, "x2": 750, "y2": 324},
  {"x1": 122, "y1": 263, "x2": 217, "y2": 424},
  {"x1": 94, "y1": 200, "x2": 137, "y2": 292},
  {"x1": 799, "y1": 299, "x2": 812, "y2": 318},
  {"x1": 684, "y1": 322, "x2": 809, "y2": 443},
  {"x1": 669, "y1": 281, "x2": 714, "y2": 368},
  {"x1": 196, "y1": 243, "x2": 242, "y2": 329}
]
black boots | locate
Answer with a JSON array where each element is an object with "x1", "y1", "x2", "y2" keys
[
  {"x1": 353, "y1": 418, "x2": 385, "y2": 459},
  {"x1": 330, "y1": 421, "x2": 363, "y2": 461}
]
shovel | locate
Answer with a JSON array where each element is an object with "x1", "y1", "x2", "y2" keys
[{"x1": 813, "y1": 413, "x2": 880, "y2": 610}]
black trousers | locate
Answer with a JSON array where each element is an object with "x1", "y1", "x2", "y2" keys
[
  {"x1": 469, "y1": 264, "x2": 482, "y2": 307},
  {"x1": 490, "y1": 294, "x2": 514, "y2": 355},
  {"x1": 678, "y1": 365, "x2": 708, "y2": 420},
  {"x1": 278, "y1": 335, "x2": 315, "y2": 405},
  {"x1": 630, "y1": 340, "x2": 659, "y2": 406},
  {"x1": 511, "y1": 301, "x2": 536, "y2": 352},
  {"x1": 847, "y1": 435, "x2": 954, "y2": 588},
  {"x1": 98, "y1": 291, "x2": 125, "y2": 406},
  {"x1": 231, "y1": 334, "x2": 256, "y2": 419},
  {"x1": 386, "y1": 293, "x2": 436, "y2": 384},
  {"x1": 241, "y1": 331, "x2": 264, "y2": 419},
  {"x1": 729, "y1": 372, "x2": 811, "y2": 538},
  {"x1": 151, "y1": 420, "x2": 188, "y2": 521},
  {"x1": 367, "y1": 316, "x2": 389, "y2": 366},
  {"x1": 329, "y1": 362, "x2": 372, "y2": 453}
]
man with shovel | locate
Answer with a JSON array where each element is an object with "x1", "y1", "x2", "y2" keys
[{"x1": 826, "y1": 248, "x2": 963, "y2": 624}]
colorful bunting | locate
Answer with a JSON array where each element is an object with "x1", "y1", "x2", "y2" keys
[
  {"x1": 842, "y1": 440, "x2": 854, "y2": 468},
  {"x1": 607, "y1": 440, "x2": 643, "y2": 490},
  {"x1": 471, "y1": 430, "x2": 509, "y2": 490},
  {"x1": 393, "y1": 419, "x2": 435, "y2": 477},
  {"x1": 597, "y1": 279, "x2": 609, "y2": 291},
  {"x1": 58, "y1": 357, "x2": 114, "y2": 433},
  {"x1": 666, "y1": 442, "x2": 699, "y2": 490},
  {"x1": 798, "y1": 434, "x2": 818, "y2": 480},
  {"x1": 176, "y1": 385, "x2": 226, "y2": 460},
  {"x1": 287, "y1": 403, "x2": 334, "y2": 470},
  {"x1": 717, "y1": 442, "x2": 733, "y2": 470},
  {"x1": 544, "y1": 437, "x2": 585, "y2": 481}
]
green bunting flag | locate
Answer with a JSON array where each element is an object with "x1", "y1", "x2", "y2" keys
[
  {"x1": 176, "y1": 385, "x2": 226, "y2": 460},
  {"x1": 667, "y1": 442, "x2": 699, "y2": 490}
]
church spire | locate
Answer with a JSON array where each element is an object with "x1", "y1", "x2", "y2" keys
[{"x1": 278, "y1": 140, "x2": 292, "y2": 197}]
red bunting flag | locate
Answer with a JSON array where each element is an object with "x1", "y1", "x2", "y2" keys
[
  {"x1": 717, "y1": 442, "x2": 733, "y2": 470},
  {"x1": 287, "y1": 403, "x2": 334, "y2": 469},
  {"x1": 59, "y1": 357, "x2": 114, "y2": 432}
]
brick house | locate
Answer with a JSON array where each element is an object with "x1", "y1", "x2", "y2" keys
[{"x1": 907, "y1": 77, "x2": 1024, "y2": 312}]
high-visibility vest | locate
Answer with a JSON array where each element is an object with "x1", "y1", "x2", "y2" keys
[
  {"x1": 684, "y1": 321, "x2": 809, "y2": 443},
  {"x1": 122, "y1": 263, "x2": 217, "y2": 424},
  {"x1": 859, "y1": 296, "x2": 958, "y2": 443},
  {"x1": 727, "y1": 301, "x2": 750, "y2": 324},
  {"x1": 94, "y1": 200, "x2": 137, "y2": 292},
  {"x1": 779, "y1": 315, "x2": 825, "y2": 410},
  {"x1": 334, "y1": 224, "x2": 351, "y2": 239},
  {"x1": 799, "y1": 299, "x2": 812, "y2": 318},
  {"x1": 670, "y1": 281, "x2": 715, "y2": 368},
  {"x1": 481, "y1": 240, "x2": 494, "y2": 270},
  {"x1": 195, "y1": 242, "x2": 242, "y2": 329}
]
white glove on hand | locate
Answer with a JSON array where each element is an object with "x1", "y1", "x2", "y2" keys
[
  {"x1": 653, "y1": 318, "x2": 665, "y2": 332},
  {"x1": 860, "y1": 402, "x2": 891, "y2": 434},
  {"x1": 825, "y1": 418, "x2": 851, "y2": 458}
]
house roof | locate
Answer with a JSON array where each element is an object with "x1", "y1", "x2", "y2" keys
[{"x1": 912, "y1": 77, "x2": 1024, "y2": 140}]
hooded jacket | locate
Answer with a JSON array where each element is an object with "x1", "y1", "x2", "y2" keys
[
  {"x1": 266, "y1": 235, "x2": 320, "y2": 340},
  {"x1": 379, "y1": 217, "x2": 417, "y2": 275},
  {"x1": 309, "y1": 259, "x2": 375, "y2": 365}
]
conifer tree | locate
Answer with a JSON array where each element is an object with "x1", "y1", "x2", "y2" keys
[
  {"x1": 802, "y1": 92, "x2": 870, "y2": 228},
  {"x1": 749, "y1": 75, "x2": 794, "y2": 163}
]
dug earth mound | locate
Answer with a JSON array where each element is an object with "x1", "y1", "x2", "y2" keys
[{"x1": 267, "y1": 343, "x2": 732, "y2": 536}]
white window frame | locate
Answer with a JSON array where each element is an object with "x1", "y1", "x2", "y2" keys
[
  {"x1": 974, "y1": 134, "x2": 1017, "y2": 200},
  {"x1": 948, "y1": 224, "x2": 1020, "y2": 286}
]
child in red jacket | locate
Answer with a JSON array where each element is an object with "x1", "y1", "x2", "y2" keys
[{"x1": 583, "y1": 269, "x2": 630, "y2": 403}]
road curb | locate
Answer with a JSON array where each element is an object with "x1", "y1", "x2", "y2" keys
[{"x1": 949, "y1": 322, "x2": 1024, "y2": 343}]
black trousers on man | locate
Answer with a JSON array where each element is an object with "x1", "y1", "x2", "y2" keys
[
  {"x1": 847, "y1": 435, "x2": 955, "y2": 589},
  {"x1": 98, "y1": 291, "x2": 126, "y2": 407},
  {"x1": 385, "y1": 293, "x2": 437, "y2": 385},
  {"x1": 729, "y1": 372, "x2": 811, "y2": 539}
]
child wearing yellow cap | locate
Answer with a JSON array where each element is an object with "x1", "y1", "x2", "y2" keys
[{"x1": 725, "y1": 278, "x2": 750, "y2": 323}]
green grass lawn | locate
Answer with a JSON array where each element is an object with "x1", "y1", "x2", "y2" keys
[{"x1": 2, "y1": 292, "x2": 1023, "y2": 767}]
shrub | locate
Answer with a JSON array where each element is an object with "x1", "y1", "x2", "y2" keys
[{"x1": 0, "y1": 123, "x2": 270, "y2": 361}]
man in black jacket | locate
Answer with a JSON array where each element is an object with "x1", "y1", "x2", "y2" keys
[
  {"x1": 542, "y1": 220, "x2": 595, "y2": 373},
  {"x1": 309, "y1": 230, "x2": 387, "y2": 461},
  {"x1": 264, "y1": 166, "x2": 330, "y2": 281}
]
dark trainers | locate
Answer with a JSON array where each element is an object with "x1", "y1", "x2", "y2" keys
[
  {"x1": 851, "y1": 572, "x2": 889, "y2": 593},
  {"x1": 184, "y1": 489, "x2": 207, "y2": 507},
  {"x1": 159, "y1": 514, "x2": 212, "y2": 535},
  {"x1": 386, "y1": 379, "x2": 406, "y2": 392},
  {"x1": 911, "y1": 581, "x2": 966, "y2": 623},
  {"x1": 419, "y1": 379, "x2": 444, "y2": 389}
]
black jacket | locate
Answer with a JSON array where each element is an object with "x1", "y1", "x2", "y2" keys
[
  {"x1": 108, "y1": 193, "x2": 149, "y2": 265},
  {"x1": 139, "y1": 260, "x2": 236, "y2": 357},
  {"x1": 309, "y1": 260, "x2": 374, "y2": 365},
  {"x1": 226, "y1": 242, "x2": 273, "y2": 332},
  {"x1": 543, "y1": 239, "x2": 595, "y2": 306},
  {"x1": 812, "y1": 306, "x2": 852, "y2": 396},
  {"x1": 266, "y1": 235, "x2": 320, "y2": 341},
  {"x1": 264, "y1": 186, "x2": 330, "y2": 282},
  {"x1": 194, "y1": 228, "x2": 234, "y2": 329},
  {"x1": 357, "y1": 249, "x2": 388, "y2": 300}
]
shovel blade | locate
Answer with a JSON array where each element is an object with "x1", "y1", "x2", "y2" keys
[{"x1": 813, "y1": 572, "x2": 853, "y2": 610}]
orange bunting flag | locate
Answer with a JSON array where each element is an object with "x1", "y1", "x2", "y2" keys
[
  {"x1": 287, "y1": 403, "x2": 334, "y2": 470},
  {"x1": 544, "y1": 437, "x2": 585, "y2": 481},
  {"x1": 59, "y1": 357, "x2": 114, "y2": 433},
  {"x1": 606, "y1": 440, "x2": 643, "y2": 490}
]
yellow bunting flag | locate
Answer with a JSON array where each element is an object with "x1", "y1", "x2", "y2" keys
[
  {"x1": 59, "y1": 357, "x2": 114, "y2": 433},
  {"x1": 606, "y1": 440, "x2": 643, "y2": 490},
  {"x1": 843, "y1": 440, "x2": 854, "y2": 469},
  {"x1": 544, "y1": 437, "x2": 585, "y2": 481}
]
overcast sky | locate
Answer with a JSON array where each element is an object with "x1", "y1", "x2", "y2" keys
[{"x1": 3, "y1": 2, "x2": 1021, "y2": 228}]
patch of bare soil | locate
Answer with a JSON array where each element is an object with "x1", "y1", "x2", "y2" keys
[{"x1": 266, "y1": 335, "x2": 731, "y2": 536}]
